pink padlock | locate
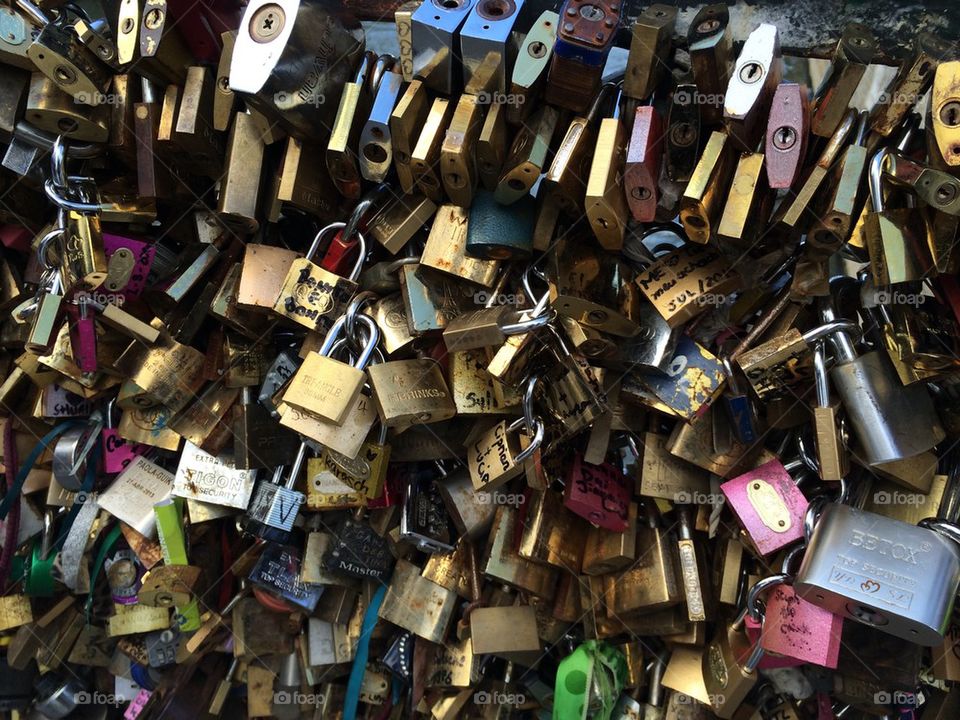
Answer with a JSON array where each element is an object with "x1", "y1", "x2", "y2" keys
[
  {"x1": 102, "y1": 400, "x2": 147, "y2": 474},
  {"x1": 743, "y1": 611, "x2": 802, "y2": 669},
  {"x1": 103, "y1": 234, "x2": 157, "y2": 299},
  {"x1": 66, "y1": 298, "x2": 98, "y2": 373},
  {"x1": 720, "y1": 459, "x2": 809, "y2": 556},
  {"x1": 761, "y1": 583, "x2": 842, "y2": 669},
  {"x1": 563, "y1": 453, "x2": 630, "y2": 531}
]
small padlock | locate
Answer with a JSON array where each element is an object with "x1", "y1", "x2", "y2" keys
[
  {"x1": 563, "y1": 452, "x2": 630, "y2": 532},
  {"x1": 52, "y1": 409, "x2": 103, "y2": 491},
  {"x1": 765, "y1": 82, "x2": 809, "y2": 190},
  {"x1": 811, "y1": 341, "x2": 849, "y2": 482},
  {"x1": 241, "y1": 443, "x2": 308, "y2": 544}
]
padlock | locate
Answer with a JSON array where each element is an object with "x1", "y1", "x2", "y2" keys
[
  {"x1": 271, "y1": 222, "x2": 365, "y2": 333},
  {"x1": 563, "y1": 452, "x2": 630, "y2": 531},
  {"x1": 459, "y1": 0, "x2": 524, "y2": 94},
  {"x1": 465, "y1": 189, "x2": 534, "y2": 260},
  {"x1": 701, "y1": 594, "x2": 766, "y2": 718},
  {"x1": 229, "y1": 0, "x2": 365, "y2": 138},
  {"x1": 717, "y1": 150, "x2": 769, "y2": 251},
  {"x1": 24, "y1": 73, "x2": 110, "y2": 143},
  {"x1": 506, "y1": 10, "x2": 557, "y2": 125},
  {"x1": 664, "y1": 84, "x2": 700, "y2": 185},
  {"x1": 241, "y1": 442, "x2": 308, "y2": 543},
  {"x1": 390, "y1": 78, "x2": 430, "y2": 194},
  {"x1": 27, "y1": 13, "x2": 113, "y2": 105},
  {"x1": 811, "y1": 341, "x2": 848, "y2": 482},
  {"x1": 822, "y1": 304, "x2": 945, "y2": 466},
  {"x1": 679, "y1": 130, "x2": 734, "y2": 244},
  {"x1": 765, "y1": 82, "x2": 809, "y2": 190},
  {"x1": 326, "y1": 51, "x2": 374, "y2": 199},
  {"x1": 687, "y1": 4, "x2": 732, "y2": 126},
  {"x1": 871, "y1": 32, "x2": 950, "y2": 137},
  {"x1": 586, "y1": 88, "x2": 630, "y2": 251},
  {"x1": 359, "y1": 61, "x2": 403, "y2": 183},
  {"x1": 623, "y1": 4, "x2": 676, "y2": 101},
  {"x1": 367, "y1": 356, "x2": 457, "y2": 428},
  {"x1": 64, "y1": 296, "x2": 97, "y2": 372},
  {"x1": 723, "y1": 23, "x2": 781, "y2": 149},
  {"x1": 721, "y1": 459, "x2": 809, "y2": 556},
  {"x1": 399, "y1": 465, "x2": 456, "y2": 553},
  {"x1": 283, "y1": 314, "x2": 379, "y2": 424},
  {"x1": 545, "y1": 0, "x2": 620, "y2": 113},
  {"x1": 624, "y1": 102, "x2": 664, "y2": 223},
  {"x1": 795, "y1": 502, "x2": 960, "y2": 645},
  {"x1": 543, "y1": 83, "x2": 615, "y2": 217},
  {"x1": 411, "y1": 96, "x2": 455, "y2": 201},
  {"x1": 806, "y1": 111, "x2": 869, "y2": 256},
  {"x1": 325, "y1": 517, "x2": 394, "y2": 582},
  {"x1": 440, "y1": 93, "x2": 485, "y2": 208},
  {"x1": 810, "y1": 23, "x2": 877, "y2": 137},
  {"x1": 495, "y1": 104, "x2": 560, "y2": 205},
  {"x1": 931, "y1": 60, "x2": 960, "y2": 168},
  {"x1": 51, "y1": 409, "x2": 102, "y2": 492},
  {"x1": 410, "y1": 0, "x2": 477, "y2": 94}
]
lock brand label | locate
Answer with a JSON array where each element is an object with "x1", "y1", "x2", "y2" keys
[
  {"x1": 828, "y1": 565, "x2": 914, "y2": 609},
  {"x1": 173, "y1": 442, "x2": 255, "y2": 509},
  {"x1": 706, "y1": 641, "x2": 729, "y2": 688},
  {"x1": 678, "y1": 539, "x2": 706, "y2": 620},
  {"x1": 847, "y1": 529, "x2": 930, "y2": 565}
]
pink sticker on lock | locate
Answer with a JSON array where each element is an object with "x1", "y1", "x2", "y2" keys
[
  {"x1": 125, "y1": 688, "x2": 152, "y2": 720},
  {"x1": 102, "y1": 428, "x2": 147, "y2": 474},
  {"x1": 761, "y1": 584, "x2": 842, "y2": 669},
  {"x1": 720, "y1": 459, "x2": 808, "y2": 556},
  {"x1": 103, "y1": 234, "x2": 156, "y2": 299}
]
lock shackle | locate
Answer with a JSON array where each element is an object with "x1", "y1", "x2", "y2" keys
[
  {"x1": 745, "y1": 572, "x2": 791, "y2": 623},
  {"x1": 43, "y1": 180, "x2": 101, "y2": 214},
  {"x1": 585, "y1": 81, "x2": 619, "y2": 124},
  {"x1": 51, "y1": 135, "x2": 69, "y2": 191},
  {"x1": 780, "y1": 543, "x2": 806, "y2": 575},
  {"x1": 353, "y1": 51, "x2": 376, "y2": 86},
  {"x1": 918, "y1": 518, "x2": 960, "y2": 546},
  {"x1": 498, "y1": 308, "x2": 555, "y2": 336},
  {"x1": 813, "y1": 341, "x2": 830, "y2": 409},
  {"x1": 343, "y1": 183, "x2": 391, "y2": 248},
  {"x1": 803, "y1": 495, "x2": 832, "y2": 544},
  {"x1": 284, "y1": 442, "x2": 309, "y2": 490},
  {"x1": 343, "y1": 290, "x2": 378, "y2": 351},
  {"x1": 868, "y1": 147, "x2": 890, "y2": 212},
  {"x1": 800, "y1": 320, "x2": 862, "y2": 348},
  {"x1": 37, "y1": 228, "x2": 63, "y2": 272},
  {"x1": 369, "y1": 54, "x2": 397, "y2": 93},
  {"x1": 509, "y1": 416, "x2": 544, "y2": 464},
  {"x1": 794, "y1": 432, "x2": 820, "y2": 480},
  {"x1": 304, "y1": 222, "x2": 368, "y2": 281},
  {"x1": 521, "y1": 262, "x2": 550, "y2": 317},
  {"x1": 852, "y1": 110, "x2": 869, "y2": 147},
  {"x1": 318, "y1": 314, "x2": 380, "y2": 370}
]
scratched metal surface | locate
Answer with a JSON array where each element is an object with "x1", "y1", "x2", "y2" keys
[{"x1": 353, "y1": 0, "x2": 960, "y2": 62}]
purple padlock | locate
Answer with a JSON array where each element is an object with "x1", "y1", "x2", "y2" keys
[{"x1": 66, "y1": 298, "x2": 98, "y2": 373}]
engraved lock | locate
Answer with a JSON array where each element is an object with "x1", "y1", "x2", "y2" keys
[
  {"x1": 665, "y1": 84, "x2": 700, "y2": 184},
  {"x1": 173, "y1": 440, "x2": 257, "y2": 510},
  {"x1": 494, "y1": 104, "x2": 560, "y2": 205},
  {"x1": 563, "y1": 452, "x2": 630, "y2": 531},
  {"x1": 687, "y1": 4, "x2": 732, "y2": 126},
  {"x1": 99, "y1": 455, "x2": 175, "y2": 537},
  {"x1": 545, "y1": 0, "x2": 622, "y2": 113},
  {"x1": 468, "y1": 416, "x2": 542, "y2": 491},
  {"x1": 506, "y1": 10, "x2": 557, "y2": 125},
  {"x1": 701, "y1": 601, "x2": 765, "y2": 718},
  {"x1": 440, "y1": 93, "x2": 485, "y2": 207},
  {"x1": 778, "y1": 108, "x2": 856, "y2": 231},
  {"x1": 544, "y1": 83, "x2": 614, "y2": 217},
  {"x1": 460, "y1": 0, "x2": 524, "y2": 95},
  {"x1": 795, "y1": 503, "x2": 960, "y2": 645},
  {"x1": 325, "y1": 517, "x2": 394, "y2": 582},
  {"x1": 359, "y1": 60, "x2": 404, "y2": 183},
  {"x1": 549, "y1": 236, "x2": 641, "y2": 337},
  {"x1": 368, "y1": 356, "x2": 457, "y2": 428},
  {"x1": 102, "y1": 397, "x2": 144, "y2": 473},
  {"x1": 327, "y1": 51, "x2": 375, "y2": 199},
  {"x1": 52, "y1": 408, "x2": 103, "y2": 491},
  {"x1": 734, "y1": 319, "x2": 859, "y2": 401},
  {"x1": 283, "y1": 314, "x2": 379, "y2": 425},
  {"x1": 241, "y1": 442, "x2": 308, "y2": 542},
  {"x1": 931, "y1": 60, "x2": 960, "y2": 167},
  {"x1": 623, "y1": 4, "x2": 676, "y2": 101},
  {"x1": 378, "y1": 558, "x2": 456, "y2": 642},
  {"x1": 586, "y1": 87, "x2": 630, "y2": 251},
  {"x1": 610, "y1": 502, "x2": 682, "y2": 615},
  {"x1": 674, "y1": 505, "x2": 709, "y2": 622},
  {"x1": 394, "y1": 1, "x2": 418, "y2": 82},
  {"x1": 635, "y1": 243, "x2": 741, "y2": 329},
  {"x1": 410, "y1": 0, "x2": 478, "y2": 94},
  {"x1": 103, "y1": 234, "x2": 154, "y2": 296},
  {"x1": 822, "y1": 304, "x2": 945, "y2": 466},
  {"x1": 420, "y1": 206, "x2": 500, "y2": 287},
  {"x1": 811, "y1": 341, "x2": 848, "y2": 482},
  {"x1": 25, "y1": 73, "x2": 110, "y2": 143},
  {"x1": 248, "y1": 543, "x2": 323, "y2": 611},
  {"x1": 807, "y1": 111, "x2": 869, "y2": 256},
  {"x1": 720, "y1": 459, "x2": 809, "y2": 557},
  {"x1": 679, "y1": 130, "x2": 734, "y2": 244},
  {"x1": 399, "y1": 465, "x2": 456, "y2": 553},
  {"x1": 723, "y1": 23, "x2": 781, "y2": 149},
  {"x1": 765, "y1": 82, "x2": 809, "y2": 190},
  {"x1": 810, "y1": 23, "x2": 876, "y2": 138},
  {"x1": 624, "y1": 102, "x2": 664, "y2": 223},
  {"x1": 411, "y1": 96, "x2": 455, "y2": 201},
  {"x1": 271, "y1": 222, "x2": 365, "y2": 333},
  {"x1": 229, "y1": 0, "x2": 365, "y2": 139}
]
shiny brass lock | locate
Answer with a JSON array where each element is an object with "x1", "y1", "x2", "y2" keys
[
  {"x1": 59, "y1": 211, "x2": 108, "y2": 296},
  {"x1": 271, "y1": 223, "x2": 365, "y2": 333},
  {"x1": 368, "y1": 357, "x2": 457, "y2": 428},
  {"x1": 810, "y1": 23, "x2": 877, "y2": 137},
  {"x1": 390, "y1": 79, "x2": 431, "y2": 194},
  {"x1": 440, "y1": 93, "x2": 485, "y2": 207},
  {"x1": 217, "y1": 111, "x2": 265, "y2": 233},
  {"x1": 586, "y1": 92, "x2": 630, "y2": 252},
  {"x1": 411, "y1": 96, "x2": 455, "y2": 202},
  {"x1": 931, "y1": 60, "x2": 960, "y2": 168},
  {"x1": 687, "y1": 4, "x2": 732, "y2": 126},
  {"x1": 623, "y1": 4, "x2": 676, "y2": 100},
  {"x1": 25, "y1": 73, "x2": 110, "y2": 143},
  {"x1": 28, "y1": 14, "x2": 113, "y2": 106},
  {"x1": 717, "y1": 151, "x2": 769, "y2": 251},
  {"x1": 679, "y1": 130, "x2": 734, "y2": 244},
  {"x1": 326, "y1": 52, "x2": 375, "y2": 200},
  {"x1": 495, "y1": 104, "x2": 560, "y2": 205}
]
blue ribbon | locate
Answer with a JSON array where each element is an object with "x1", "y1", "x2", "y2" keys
[
  {"x1": 344, "y1": 584, "x2": 388, "y2": 720},
  {"x1": 0, "y1": 422, "x2": 77, "y2": 519}
]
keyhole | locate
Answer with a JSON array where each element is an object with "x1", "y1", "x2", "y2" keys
[
  {"x1": 940, "y1": 101, "x2": 960, "y2": 127},
  {"x1": 250, "y1": 4, "x2": 285, "y2": 42},
  {"x1": 935, "y1": 182, "x2": 958, "y2": 206},
  {"x1": 630, "y1": 187, "x2": 651, "y2": 201},
  {"x1": 697, "y1": 19, "x2": 720, "y2": 34},
  {"x1": 739, "y1": 62, "x2": 763, "y2": 84},
  {"x1": 772, "y1": 126, "x2": 797, "y2": 151},
  {"x1": 670, "y1": 122, "x2": 695, "y2": 147},
  {"x1": 579, "y1": 4, "x2": 604, "y2": 21},
  {"x1": 528, "y1": 41, "x2": 547, "y2": 59},
  {"x1": 143, "y1": 7, "x2": 164, "y2": 28}
]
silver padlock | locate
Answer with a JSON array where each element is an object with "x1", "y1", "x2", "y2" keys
[
  {"x1": 52, "y1": 410, "x2": 104, "y2": 491},
  {"x1": 795, "y1": 501, "x2": 960, "y2": 645},
  {"x1": 822, "y1": 303, "x2": 945, "y2": 466},
  {"x1": 242, "y1": 443, "x2": 308, "y2": 543},
  {"x1": 411, "y1": 0, "x2": 478, "y2": 94}
]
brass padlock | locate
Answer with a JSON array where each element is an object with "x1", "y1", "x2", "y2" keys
[
  {"x1": 810, "y1": 23, "x2": 876, "y2": 137},
  {"x1": 679, "y1": 130, "x2": 734, "y2": 244},
  {"x1": 368, "y1": 357, "x2": 457, "y2": 428},
  {"x1": 623, "y1": 4, "x2": 676, "y2": 100},
  {"x1": 687, "y1": 4, "x2": 732, "y2": 126}
]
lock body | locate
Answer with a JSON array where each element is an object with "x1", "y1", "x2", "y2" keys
[{"x1": 795, "y1": 504, "x2": 960, "y2": 645}]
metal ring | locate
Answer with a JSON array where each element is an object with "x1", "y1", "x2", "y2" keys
[
  {"x1": 919, "y1": 519, "x2": 960, "y2": 546},
  {"x1": 499, "y1": 308, "x2": 555, "y2": 336},
  {"x1": 344, "y1": 290, "x2": 378, "y2": 350},
  {"x1": 14, "y1": 121, "x2": 101, "y2": 159},
  {"x1": 780, "y1": 543, "x2": 806, "y2": 575},
  {"x1": 514, "y1": 418, "x2": 544, "y2": 464},
  {"x1": 37, "y1": 228, "x2": 63, "y2": 271},
  {"x1": 43, "y1": 180, "x2": 100, "y2": 213},
  {"x1": 746, "y1": 573, "x2": 790, "y2": 623},
  {"x1": 522, "y1": 375, "x2": 539, "y2": 430}
]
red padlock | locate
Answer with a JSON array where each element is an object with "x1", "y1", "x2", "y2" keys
[{"x1": 563, "y1": 453, "x2": 630, "y2": 531}]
